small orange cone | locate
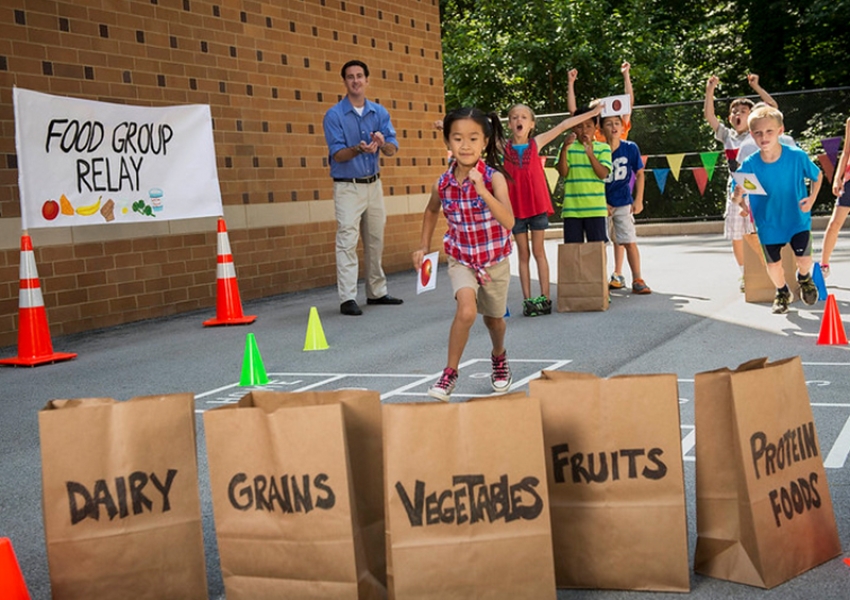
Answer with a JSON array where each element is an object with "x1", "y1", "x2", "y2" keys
[
  {"x1": 0, "y1": 537, "x2": 31, "y2": 600},
  {"x1": 203, "y1": 218, "x2": 257, "y2": 327},
  {"x1": 817, "y1": 294, "x2": 848, "y2": 345},
  {"x1": 0, "y1": 233, "x2": 76, "y2": 367}
]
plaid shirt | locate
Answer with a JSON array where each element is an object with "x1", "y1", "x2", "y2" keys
[{"x1": 439, "y1": 159, "x2": 512, "y2": 283}]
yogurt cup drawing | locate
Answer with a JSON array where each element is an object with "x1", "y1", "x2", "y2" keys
[{"x1": 149, "y1": 188, "x2": 164, "y2": 212}]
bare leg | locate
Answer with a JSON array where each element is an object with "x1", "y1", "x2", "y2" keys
[
  {"x1": 515, "y1": 232, "x2": 532, "y2": 299},
  {"x1": 732, "y1": 238, "x2": 745, "y2": 267},
  {"x1": 530, "y1": 229, "x2": 550, "y2": 298},
  {"x1": 822, "y1": 205, "x2": 850, "y2": 266},
  {"x1": 445, "y1": 288, "x2": 478, "y2": 370},
  {"x1": 623, "y1": 242, "x2": 641, "y2": 280},
  {"x1": 765, "y1": 261, "x2": 787, "y2": 289},
  {"x1": 613, "y1": 242, "x2": 626, "y2": 275},
  {"x1": 482, "y1": 314, "x2": 506, "y2": 357}
]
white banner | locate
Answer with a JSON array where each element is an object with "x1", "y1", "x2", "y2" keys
[{"x1": 14, "y1": 87, "x2": 223, "y2": 229}]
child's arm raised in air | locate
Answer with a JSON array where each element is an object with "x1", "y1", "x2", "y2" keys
[
  {"x1": 567, "y1": 69, "x2": 578, "y2": 116},
  {"x1": 412, "y1": 183, "x2": 442, "y2": 271},
  {"x1": 621, "y1": 62, "x2": 634, "y2": 127},
  {"x1": 833, "y1": 117, "x2": 850, "y2": 197},
  {"x1": 468, "y1": 169, "x2": 515, "y2": 230},
  {"x1": 703, "y1": 75, "x2": 721, "y2": 132},
  {"x1": 747, "y1": 74, "x2": 778, "y2": 108},
  {"x1": 534, "y1": 104, "x2": 603, "y2": 150}
]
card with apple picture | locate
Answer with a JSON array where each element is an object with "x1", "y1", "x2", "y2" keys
[{"x1": 417, "y1": 251, "x2": 438, "y2": 295}]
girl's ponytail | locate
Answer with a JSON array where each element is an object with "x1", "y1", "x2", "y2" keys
[{"x1": 484, "y1": 112, "x2": 510, "y2": 179}]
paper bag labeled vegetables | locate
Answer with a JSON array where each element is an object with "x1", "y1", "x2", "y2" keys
[
  {"x1": 694, "y1": 357, "x2": 841, "y2": 588},
  {"x1": 529, "y1": 370, "x2": 689, "y2": 591},
  {"x1": 383, "y1": 395, "x2": 556, "y2": 600},
  {"x1": 39, "y1": 394, "x2": 208, "y2": 600},
  {"x1": 557, "y1": 242, "x2": 609, "y2": 312},
  {"x1": 204, "y1": 390, "x2": 385, "y2": 600}
]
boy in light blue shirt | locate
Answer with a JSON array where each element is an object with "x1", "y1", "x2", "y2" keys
[{"x1": 733, "y1": 104, "x2": 823, "y2": 314}]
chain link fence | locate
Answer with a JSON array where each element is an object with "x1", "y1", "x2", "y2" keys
[{"x1": 533, "y1": 87, "x2": 850, "y2": 223}]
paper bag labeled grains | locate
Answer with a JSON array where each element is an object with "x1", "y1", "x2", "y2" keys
[
  {"x1": 204, "y1": 390, "x2": 386, "y2": 600},
  {"x1": 742, "y1": 233, "x2": 798, "y2": 303},
  {"x1": 529, "y1": 371, "x2": 690, "y2": 591},
  {"x1": 39, "y1": 394, "x2": 208, "y2": 600},
  {"x1": 694, "y1": 357, "x2": 841, "y2": 588},
  {"x1": 557, "y1": 242, "x2": 608, "y2": 312},
  {"x1": 383, "y1": 395, "x2": 557, "y2": 600}
]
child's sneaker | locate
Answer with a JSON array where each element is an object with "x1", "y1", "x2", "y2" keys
[
  {"x1": 522, "y1": 297, "x2": 539, "y2": 317},
  {"x1": 533, "y1": 296, "x2": 552, "y2": 315},
  {"x1": 798, "y1": 272, "x2": 818, "y2": 306},
  {"x1": 609, "y1": 274, "x2": 626, "y2": 289},
  {"x1": 490, "y1": 351, "x2": 512, "y2": 393},
  {"x1": 428, "y1": 367, "x2": 458, "y2": 402},
  {"x1": 632, "y1": 278, "x2": 651, "y2": 294},
  {"x1": 772, "y1": 288, "x2": 792, "y2": 314},
  {"x1": 821, "y1": 263, "x2": 830, "y2": 279}
]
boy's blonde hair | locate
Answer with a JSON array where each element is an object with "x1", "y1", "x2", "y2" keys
[{"x1": 748, "y1": 103, "x2": 784, "y2": 128}]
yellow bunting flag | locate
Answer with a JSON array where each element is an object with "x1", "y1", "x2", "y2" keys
[{"x1": 666, "y1": 153, "x2": 685, "y2": 181}]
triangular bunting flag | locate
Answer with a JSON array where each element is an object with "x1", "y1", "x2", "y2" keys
[
  {"x1": 666, "y1": 153, "x2": 685, "y2": 180},
  {"x1": 693, "y1": 167, "x2": 708, "y2": 196},
  {"x1": 641, "y1": 155, "x2": 649, "y2": 168},
  {"x1": 653, "y1": 168, "x2": 670, "y2": 193},
  {"x1": 822, "y1": 137, "x2": 842, "y2": 166},
  {"x1": 699, "y1": 151, "x2": 720, "y2": 181},
  {"x1": 817, "y1": 153, "x2": 835, "y2": 185}
]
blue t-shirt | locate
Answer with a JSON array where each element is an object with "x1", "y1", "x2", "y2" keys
[
  {"x1": 604, "y1": 140, "x2": 644, "y2": 207},
  {"x1": 736, "y1": 144, "x2": 821, "y2": 244}
]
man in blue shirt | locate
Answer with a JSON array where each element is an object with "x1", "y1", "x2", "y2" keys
[{"x1": 323, "y1": 60, "x2": 403, "y2": 316}]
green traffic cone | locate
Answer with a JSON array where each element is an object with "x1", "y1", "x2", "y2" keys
[{"x1": 240, "y1": 333, "x2": 269, "y2": 385}]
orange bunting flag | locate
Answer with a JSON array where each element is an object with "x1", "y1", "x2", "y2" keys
[
  {"x1": 666, "y1": 153, "x2": 685, "y2": 180},
  {"x1": 641, "y1": 155, "x2": 649, "y2": 168},
  {"x1": 699, "y1": 151, "x2": 720, "y2": 181},
  {"x1": 693, "y1": 167, "x2": 708, "y2": 196},
  {"x1": 817, "y1": 154, "x2": 835, "y2": 185}
]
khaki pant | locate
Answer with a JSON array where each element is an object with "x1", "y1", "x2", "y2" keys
[{"x1": 334, "y1": 180, "x2": 388, "y2": 303}]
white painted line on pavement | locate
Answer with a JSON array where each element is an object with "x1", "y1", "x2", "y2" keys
[{"x1": 824, "y1": 414, "x2": 850, "y2": 469}]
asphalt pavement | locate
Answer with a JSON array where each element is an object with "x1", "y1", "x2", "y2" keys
[{"x1": 2, "y1": 231, "x2": 850, "y2": 599}]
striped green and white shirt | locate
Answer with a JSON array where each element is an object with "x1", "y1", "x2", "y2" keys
[{"x1": 561, "y1": 140, "x2": 612, "y2": 219}]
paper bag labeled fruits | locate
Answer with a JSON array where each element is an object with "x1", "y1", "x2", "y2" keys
[
  {"x1": 694, "y1": 357, "x2": 841, "y2": 588},
  {"x1": 557, "y1": 241, "x2": 609, "y2": 312},
  {"x1": 742, "y1": 233, "x2": 798, "y2": 303},
  {"x1": 529, "y1": 370, "x2": 690, "y2": 592},
  {"x1": 204, "y1": 390, "x2": 386, "y2": 600},
  {"x1": 39, "y1": 394, "x2": 208, "y2": 600},
  {"x1": 383, "y1": 395, "x2": 557, "y2": 599}
]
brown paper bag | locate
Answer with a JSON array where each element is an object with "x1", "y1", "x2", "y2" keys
[
  {"x1": 383, "y1": 394, "x2": 556, "y2": 600},
  {"x1": 557, "y1": 241, "x2": 609, "y2": 312},
  {"x1": 529, "y1": 371, "x2": 690, "y2": 592},
  {"x1": 743, "y1": 233, "x2": 799, "y2": 303},
  {"x1": 39, "y1": 394, "x2": 208, "y2": 600},
  {"x1": 694, "y1": 357, "x2": 841, "y2": 588},
  {"x1": 204, "y1": 390, "x2": 385, "y2": 600}
]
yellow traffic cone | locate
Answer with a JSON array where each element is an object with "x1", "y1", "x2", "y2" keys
[
  {"x1": 303, "y1": 307, "x2": 329, "y2": 351},
  {"x1": 240, "y1": 333, "x2": 269, "y2": 385}
]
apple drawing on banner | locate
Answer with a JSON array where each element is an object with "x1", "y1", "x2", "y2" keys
[{"x1": 421, "y1": 257, "x2": 432, "y2": 286}]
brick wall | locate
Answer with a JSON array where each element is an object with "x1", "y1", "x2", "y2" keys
[{"x1": 0, "y1": 0, "x2": 448, "y2": 349}]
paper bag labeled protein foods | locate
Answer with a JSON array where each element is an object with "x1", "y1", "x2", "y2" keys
[
  {"x1": 204, "y1": 390, "x2": 385, "y2": 600},
  {"x1": 694, "y1": 357, "x2": 841, "y2": 589},
  {"x1": 383, "y1": 395, "x2": 556, "y2": 600},
  {"x1": 529, "y1": 371, "x2": 689, "y2": 592},
  {"x1": 743, "y1": 233, "x2": 798, "y2": 303},
  {"x1": 39, "y1": 394, "x2": 208, "y2": 600},
  {"x1": 557, "y1": 241, "x2": 608, "y2": 312}
]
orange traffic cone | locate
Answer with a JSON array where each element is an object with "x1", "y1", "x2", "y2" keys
[
  {"x1": 817, "y1": 294, "x2": 848, "y2": 345},
  {"x1": 0, "y1": 233, "x2": 76, "y2": 367},
  {"x1": 0, "y1": 538, "x2": 31, "y2": 600},
  {"x1": 203, "y1": 218, "x2": 257, "y2": 327}
]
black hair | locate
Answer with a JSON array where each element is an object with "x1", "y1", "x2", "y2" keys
[
  {"x1": 442, "y1": 107, "x2": 510, "y2": 178},
  {"x1": 573, "y1": 104, "x2": 600, "y2": 127},
  {"x1": 340, "y1": 60, "x2": 369, "y2": 79}
]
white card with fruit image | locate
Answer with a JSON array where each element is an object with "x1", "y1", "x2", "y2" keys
[
  {"x1": 417, "y1": 251, "x2": 438, "y2": 295},
  {"x1": 600, "y1": 94, "x2": 631, "y2": 118},
  {"x1": 732, "y1": 172, "x2": 767, "y2": 195}
]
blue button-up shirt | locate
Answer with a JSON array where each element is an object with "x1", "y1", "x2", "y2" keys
[{"x1": 323, "y1": 96, "x2": 398, "y2": 179}]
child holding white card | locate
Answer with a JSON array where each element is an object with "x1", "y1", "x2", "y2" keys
[
  {"x1": 413, "y1": 107, "x2": 514, "y2": 402},
  {"x1": 568, "y1": 61, "x2": 634, "y2": 142},
  {"x1": 733, "y1": 104, "x2": 823, "y2": 314}
]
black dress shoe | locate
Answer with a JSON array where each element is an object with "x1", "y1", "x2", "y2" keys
[
  {"x1": 366, "y1": 295, "x2": 404, "y2": 305},
  {"x1": 340, "y1": 300, "x2": 363, "y2": 315}
]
